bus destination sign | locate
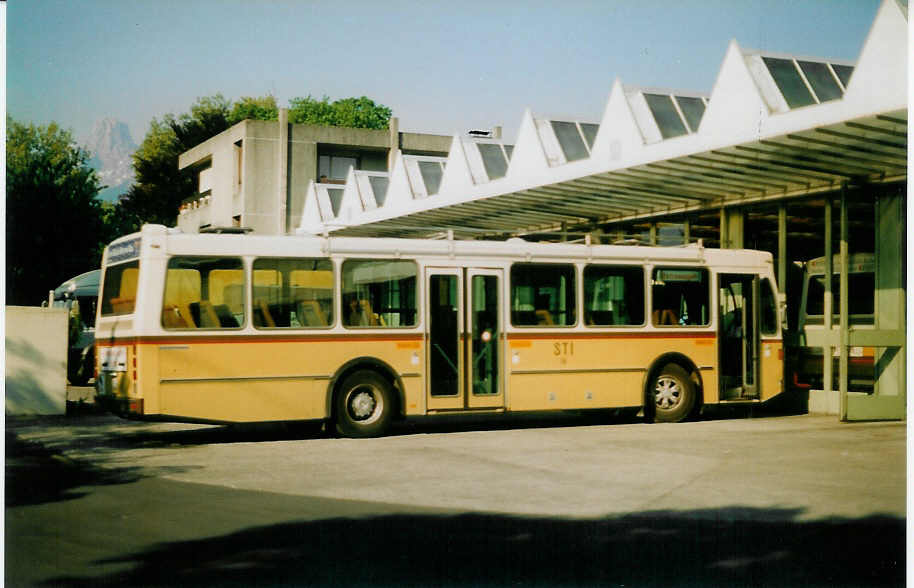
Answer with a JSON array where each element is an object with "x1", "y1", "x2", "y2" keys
[{"x1": 107, "y1": 237, "x2": 141, "y2": 264}]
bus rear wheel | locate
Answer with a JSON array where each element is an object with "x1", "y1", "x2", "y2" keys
[
  {"x1": 334, "y1": 370, "x2": 393, "y2": 438},
  {"x1": 652, "y1": 364, "x2": 696, "y2": 423}
]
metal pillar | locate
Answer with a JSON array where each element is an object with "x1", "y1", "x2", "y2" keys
[
  {"x1": 823, "y1": 198, "x2": 833, "y2": 398},
  {"x1": 838, "y1": 188, "x2": 849, "y2": 420},
  {"x1": 720, "y1": 208, "x2": 744, "y2": 249},
  {"x1": 720, "y1": 209, "x2": 728, "y2": 249},
  {"x1": 844, "y1": 187, "x2": 906, "y2": 420},
  {"x1": 777, "y1": 204, "x2": 787, "y2": 292}
]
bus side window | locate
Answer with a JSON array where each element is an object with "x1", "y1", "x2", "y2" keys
[
  {"x1": 252, "y1": 258, "x2": 334, "y2": 329},
  {"x1": 760, "y1": 278, "x2": 778, "y2": 335},
  {"x1": 162, "y1": 257, "x2": 244, "y2": 330},
  {"x1": 101, "y1": 261, "x2": 140, "y2": 317},
  {"x1": 510, "y1": 263, "x2": 576, "y2": 327},
  {"x1": 341, "y1": 259, "x2": 417, "y2": 329},
  {"x1": 651, "y1": 267, "x2": 709, "y2": 327},
  {"x1": 583, "y1": 265, "x2": 644, "y2": 326}
]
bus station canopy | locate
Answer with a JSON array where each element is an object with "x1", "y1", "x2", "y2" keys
[{"x1": 299, "y1": 0, "x2": 906, "y2": 240}]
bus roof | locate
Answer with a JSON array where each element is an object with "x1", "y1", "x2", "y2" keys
[
  {"x1": 806, "y1": 253, "x2": 875, "y2": 275},
  {"x1": 111, "y1": 224, "x2": 773, "y2": 269},
  {"x1": 53, "y1": 269, "x2": 101, "y2": 299}
]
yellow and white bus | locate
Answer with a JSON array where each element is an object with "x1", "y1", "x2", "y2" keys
[{"x1": 95, "y1": 224, "x2": 784, "y2": 437}]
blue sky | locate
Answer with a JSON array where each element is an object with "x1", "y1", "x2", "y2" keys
[{"x1": 7, "y1": 0, "x2": 880, "y2": 146}]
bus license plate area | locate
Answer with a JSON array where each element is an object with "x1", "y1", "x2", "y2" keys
[{"x1": 100, "y1": 346, "x2": 128, "y2": 372}]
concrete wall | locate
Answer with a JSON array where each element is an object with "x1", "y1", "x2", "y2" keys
[
  {"x1": 289, "y1": 128, "x2": 317, "y2": 232},
  {"x1": 5, "y1": 306, "x2": 68, "y2": 415},
  {"x1": 401, "y1": 132, "x2": 450, "y2": 158},
  {"x1": 242, "y1": 120, "x2": 281, "y2": 234}
]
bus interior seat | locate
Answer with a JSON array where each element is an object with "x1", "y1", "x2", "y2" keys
[
  {"x1": 188, "y1": 301, "x2": 218, "y2": 328},
  {"x1": 199, "y1": 301, "x2": 222, "y2": 328},
  {"x1": 652, "y1": 308, "x2": 678, "y2": 325},
  {"x1": 223, "y1": 284, "x2": 244, "y2": 313},
  {"x1": 511, "y1": 310, "x2": 537, "y2": 326},
  {"x1": 270, "y1": 303, "x2": 291, "y2": 327},
  {"x1": 297, "y1": 299, "x2": 328, "y2": 326},
  {"x1": 587, "y1": 310, "x2": 614, "y2": 325},
  {"x1": 359, "y1": 300, "x2": 382, "y2": 326},
  {"x1": 162, "y1": 304, "x2": 194, "y2": 328},
  {"x1": 255, "y1": 299, "x2": 276, "y2": 327},
  {"x1": 211, "y1": 303, "x2": 239, "y2": 328},
  {"x1": 109, "y1": 296, "x2": 136, "y2": 314},
  {"x1": 535, "y1": 309, "x2": 554, "y2": 325}
]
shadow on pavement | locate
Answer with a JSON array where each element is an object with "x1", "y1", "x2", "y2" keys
[
  {"x1": 5, "y1": 431, "x2": 143, "y2": 507},
  {"x1": 43, "y1": 507, "x2": 903, "y2": 587},
  {"x1": 6, "y1": 393, "x2": 808, "y2": 454}
]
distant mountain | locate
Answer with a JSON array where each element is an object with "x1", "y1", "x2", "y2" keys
[{"x1": 85, "y1": 118, "x2": 137, "y2": 202}]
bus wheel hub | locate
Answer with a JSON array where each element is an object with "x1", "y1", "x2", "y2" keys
[
  {"x1": 350, "y1": 390, "x2": 377, "y2": 420},
  {"x1": 655, "y1": 377, "x2": 681, "y2": 410}
]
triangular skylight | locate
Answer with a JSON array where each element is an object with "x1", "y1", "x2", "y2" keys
[
  {"x1": 402, "y1": 155, "x2": 448, "y2": 198},
  {"x1": 460, "y1": 138, "x2": 515, "y2": 183},
  {"x1": 747, "y1": 52, "x2": 855, "y2": 113},
  {"x1": 534, "y1": 117, "x2": 600, "y2": 166},
  {"x1": 627, "y1": 88, "x2": 710, "y2": 142}
]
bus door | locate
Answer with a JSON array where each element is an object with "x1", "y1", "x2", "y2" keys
[
  {"x1": 425, "y1": 268, "x2": 504, "y2": 411},
  {"x1": 718, "y1": 274, "x2": 759, "y2": 400}
]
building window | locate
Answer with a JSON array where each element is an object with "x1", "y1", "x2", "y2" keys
[
  {"x1": 319, "y1": 155, "x2": 358, "y2": 183},
  {"x1": 234, "y1": 140, "x2": 243, "y2": 190},
  {"x1": 550, "y1": 121, "x2": 590, "y2": 162},
  {"x1": 418, "y1": 161, "x2": 444, "y2": 195},
  {"x1": 477, "y1": 143, "x2": 509, "y2": 180}
]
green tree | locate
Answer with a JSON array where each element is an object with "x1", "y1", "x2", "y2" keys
[
  {"x1": 6, "y1": 118, "x2": 108, "y2": 305},
  {"x1": 112, "y1": 95, "x2": 236, "y2": 235},
  {"x1": 228, "y1": 95, "x2": 279, "y2": 126},
  {"x1": 289, "y1": 95, "x2": 392, "y2": 129}
]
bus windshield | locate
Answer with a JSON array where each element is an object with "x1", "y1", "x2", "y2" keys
[{"x1": 804, "y1": 273, "x2": 875, "y2": 318}]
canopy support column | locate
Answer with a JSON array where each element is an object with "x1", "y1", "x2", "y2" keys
[
  {"x1": 838, "y1": 186, "x2": 849, "y2": 420},
  {"x1": 823, "y1": 198, "x2": 834, "y2": 402}
]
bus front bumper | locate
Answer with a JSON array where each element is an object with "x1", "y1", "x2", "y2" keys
[{"x1": 95, "y1": 372, "x2": 143, "y2": 417}]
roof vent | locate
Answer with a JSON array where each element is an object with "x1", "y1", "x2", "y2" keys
[
  {"x1": 199, "y1": 226, "x2": 253, "y2": 234},
  {"x1": 468, "y1": 129, "x2": 494, "y2": 138}
]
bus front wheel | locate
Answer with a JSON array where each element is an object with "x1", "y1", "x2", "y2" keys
[
  {"x1": 334, "y1": 370, "x2": 393, "y2": 438},
  {"x1": 652, "y1": 364, "x2": 696, "y2": 423}
]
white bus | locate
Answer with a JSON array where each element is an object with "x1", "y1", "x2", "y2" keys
[
  {"x1": 95, "y1": 224, "x2": 784, "y2": 437},
  {"x1": 794, "y1": 253, "x2": 875, "y2": 392}
]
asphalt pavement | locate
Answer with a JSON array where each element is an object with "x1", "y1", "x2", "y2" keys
[{"x1": 5, "y1": 399, "x2": 907, "y2": 587}]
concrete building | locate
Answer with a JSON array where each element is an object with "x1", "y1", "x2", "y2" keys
[{"x1": 177, "y1": 115, "x2": 452, "y2": 235}]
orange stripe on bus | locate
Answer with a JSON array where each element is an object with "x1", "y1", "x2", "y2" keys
[
  {"x1": 506, "y1": 332, "x2": 716, "y2": 341},
  {"x1": 99, "y1": 333, "x2": 426, "y2": 346},
  {"x1": 97, "y1": 331, "x2": 730, "y2": 347}
]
